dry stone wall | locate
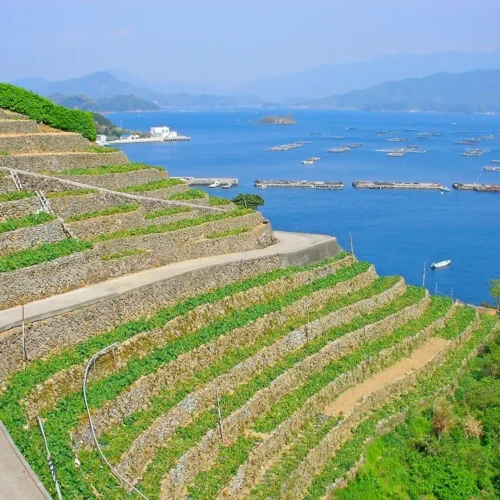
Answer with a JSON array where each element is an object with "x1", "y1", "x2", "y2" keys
[
  {"x1": 0, "y1": 151, "x2": 128, "y2": 173},
  {"x1": 0, "y1": 221, "x2": 65, "y2": 256},
  {"x1": 0, "y1": 198, "x2": 40, "y2": 222},
  {"x1": 0, "y1": 174, "x2": 16, "y2": 194},
  {"x1": 0, "y1": 119, "x2": 37, "y2": 134},
  {"x1": 135, "y1": 184, "x2": 189, "y2": 199},
  {"x1": 0, "y1": 132, "x2": 90, "y2": 154}
]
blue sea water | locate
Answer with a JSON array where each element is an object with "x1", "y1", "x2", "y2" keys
[{"x1": 108, "y1": 108, "x2": 500, "y2": 306}]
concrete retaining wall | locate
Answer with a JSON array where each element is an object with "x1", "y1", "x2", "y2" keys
[
  {"x1": 0, "y1": 132, "x2": 90, "y2": 154},
  {"x1": 0, "y1": 151, "x2": 128, "y2": 173}
]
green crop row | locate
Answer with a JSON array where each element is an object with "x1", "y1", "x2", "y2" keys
[
  {"x1": 84, "y1": 146, "x2": 119, "y2": 153},
  {"x1": 209, "y1": 196, "x2": 232, "y2": 206},
  {"x1": 186, "y1": 288, "x2": 438, "y2": 499},
  {"x1": 118, "y1": 178, "x2": 183, "y2": 193},
  {"x1": 0, "y1": 190, "x2": 34, "y2": 203},
  {"x1": 100, "y1": 249, "x2": 146, "y2": 261},
  {"x1": 0, "y1": 83, "x2": 96, "y2": 140},
  {"x1": 96, "y1": 276, "x2": 401, "y2": 498},
  {"x1": 436, "y1": 305, "x2": 477, "y2": 339},
  {"x1": 91, "y1": 208, "x2": 254, "y2": 242},
  {"x1": 144, "y1": 206, "x2": 192, "y2": 219},
  {"x1": 0, "y1": 254, "x2": 350, "y2": 498},
  {"x1": 58, "y1": 163, "x2": 155, "y2": 176},
  {"x1": 206, "y1": 227, "x2": 251, "y2": 239},
  {"x1": 66, "y1": 203, "x2": 139, "y2": 222},
  {"x1": 45, "y1": 188, "x2": 98, "y2": 199},
  {"x1": 0, "y1": 211, "x2": 54, "y2": 234},
  {"x1": 0, "y1": 238, "x2": 92, "y2": 273},
  {"x1": 304, "y1": 315, "x2": 497, "y2": 500},
  {"x1": 169, "y1": 188, "x2": 206, "y2": 200}
]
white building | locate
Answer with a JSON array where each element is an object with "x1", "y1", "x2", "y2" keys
[
  {"x1": 96, "y1": 134, "x2": 107, "y2": 145},
  {"x1": 150, "y1": 126, "x2": 178, "y2": 140}
]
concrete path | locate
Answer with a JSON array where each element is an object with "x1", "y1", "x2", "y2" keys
[
  {"x1": 0, "y1": 422, "x2": 51, "y2": 499},
  {"x1": 0, "y1": 231, "x2": 339, "y2": 332}
]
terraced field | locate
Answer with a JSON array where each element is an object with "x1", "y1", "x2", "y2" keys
[{"x1": 1, "y1": 250, "x2": 497, "y2": 499}]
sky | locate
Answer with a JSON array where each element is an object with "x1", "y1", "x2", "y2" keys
[{"x1": 4, "y1": 0, "x2": 500, "y2": 87}]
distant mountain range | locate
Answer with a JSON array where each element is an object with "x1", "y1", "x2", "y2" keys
[
  {"x1": 233, "y1": 50, "x2": 500, "y2": 102},
  {"x1": 49, "y1": 93, "x2": 161, "y2": 112},
  {"x1": 12, "y1": 71, "x2": 262, "y2": 109},
  {"x1": 304, "y1": 69, "x2": 500, "y2": 113}
]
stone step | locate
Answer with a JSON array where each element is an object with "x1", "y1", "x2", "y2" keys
[
  {"x1": 0, "y1": 119, "x2": 37, "y2": 134},
  {"x1": 0, "y1": 150, "x2": 129, "y2": 173},
  {"x1": 0, "y1": 132, "x2": 90, "y2": 154}
]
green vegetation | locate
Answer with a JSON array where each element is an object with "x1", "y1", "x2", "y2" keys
[
  {"x1": 0, "y1": 83, "x2": 96, "y2": 140},
  {"x1": 1, "y1": 150, "x2": 9, "y2": 156},
  {"x1": 209, "y1": 196, "x2": 232, "y2": 206},
  {"x1": 92, "y1": 208, "x2": 253, "y2": 242},
  {"x1": 66, "y1": 204, "x2": 139, "y2": 222},
  {"x1": 58, "y1": 163, "x2": 153, "y2": 176},
  {"x1": 84, "y1": 146, "x2": 120, "y2": 153},
  {"x1": 100, "y1": 249, "x2": 146, "y2": 261},
  {"x1": 206, "y1": 227, "x2": 251, "y2": 239},
  {"x1": 233, "y1": 193, "x2": 264, "y2": 210},
  {"x1": 0, "y1": 212, "x2": 55, "y2": 234},
  {"x1": 45, "y1": 188, "x2": 98, "y2": 199},
  {"x1": 169, "y1": 188, "x2": 206, "y2": 200},
  {"x1": 490, "y1": 279, "x2": 500, "y2": 310},
  {"x1": 0, "y1": 190, "x2": 34, "y2": 203},
  {"x1": 119, "y1": 178, "x2": 184, "y2": 193},
  {"x1": 0, "y1": 239, "x2": 92, "y2": 272},
  {"x1": 50, "y1": 94, "x2": 161, "y2": 113},
  {"x1": 144, "y1": 206, "x2": 192, "y2": 220}
]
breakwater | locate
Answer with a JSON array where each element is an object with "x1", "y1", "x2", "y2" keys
[
  {"x1": 171, "y1": 177, "x2": 238, "y2": 186},
  {"x1": 484, "y1": 166, "x2": 500, "y2": 172},
  {"x1": 254, "y1": 180, "x2": 344, "y2": 189},
  {"x1": 452, "y1": 183, "x2": 500, "y2": 193},
  {"x1": 352, "y1": 181, "x2": 443, "y2": 190}
]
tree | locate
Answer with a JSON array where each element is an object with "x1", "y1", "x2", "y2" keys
[
  {"x1": 490, "y1": 279, "x2": 500, "y2": 310},
  {"x1": 232, "y1": 194, "x2": 264, "y2": 210}
]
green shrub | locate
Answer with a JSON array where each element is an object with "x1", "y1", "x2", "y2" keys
[
  {"x1": 83, "y1": 146, "x2": 119, "y2": 153},
  {"x1": 233, "y1": 193, "x2": 264, "y2": 209},
  {"x1": 119, "y1": 178, "x2": 184, "y2": 193},
  {"x1": 45, "y1": 188, "x2": 98, "y2": 199},
  {"x1": 66, "y1": 204, "x2": 139, "y2": 222},
  {"x1": 169, "y1": 188, "x2": 206, "y2": 200},
  {"x1": 144, "y1": 206, "x2": 192, "y2": 219},
  {"x1": 0, "y1": 212, "x2": 55, "y2": 234},
  {"x1": 0, "y1": 239, "x2": 93, "y2": 272},
  {"x1": 209, "y1": 196, "x2": 232, "y2": 206},
  {"x1": 207, "y1": 227, "x2": 251, "y2": 239},
  {"x1": 0, "y1": 83, "x2": 96, "y2": 140},
  {"x1": 58, "y1": 163, "x2": 151, "y2": 176},
  {"x1": 1, "y1": 150, "x2": 9, "y2": 156},
  {"x1": 100, "y1": 249, "x2": 146, "y2": 261},
  {"x1": 0, "y1": 190, "x2": 34, "y2": 203}
]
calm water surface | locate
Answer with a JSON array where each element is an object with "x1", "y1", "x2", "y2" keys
[{"x1": 108, "y1": 109, "x2": 500, "y2": 305}]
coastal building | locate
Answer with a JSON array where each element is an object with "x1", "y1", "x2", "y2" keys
[{"x1": 150, "y1": 126, "x2": 179, "y2": 140}]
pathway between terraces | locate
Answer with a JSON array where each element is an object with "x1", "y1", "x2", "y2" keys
[{"x1": 0, "y1": 231, "x2": 337, "y2": 333}]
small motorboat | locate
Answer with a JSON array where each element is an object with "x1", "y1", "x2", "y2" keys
[
  {"x1": 431, "y1": 260, "x2": 451, "y2": 269},
  {"x1": 302, "y1": 159, "x2": 314, "y2": 165},
  {"x1": 208, "y1": 181, "x2": 220, "y2": 188},
  {"x1": 260, "y1": 184, "x2": 267, "y2": 190},
  {"x1": 222, "y1": 183, "x2": 232, "y2": 189},
  {"x1": 440, "y1": 186, "x2": 451, "y2": 192}
]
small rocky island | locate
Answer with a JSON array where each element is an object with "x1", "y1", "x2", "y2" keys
[{"x1": 259, "y1": 115, "x2": 296, "y2": 125}]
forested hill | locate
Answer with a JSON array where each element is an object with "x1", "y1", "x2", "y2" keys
[
  {"x1": 49, "y1": 93, "x2": 161, "y2": 112},
  {"x1": 306, "y1": 69, "x2": 500, "y2": 113}
]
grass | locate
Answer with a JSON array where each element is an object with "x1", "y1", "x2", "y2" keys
[
  {"x1": 0, "y1": 212, "x2": 55, "y2": 234},
  {"x1": 100, "y1": 249, "x2": 146, "y2": 261},
  {"x1": 0, "y1": 190, "x2": 34, "y2": 203},
  {"x1": 206, "y1": 227, "x2": 251, "y2": 239},
  {"x1": 118, "y1": 178, "x2": 184, "y2": 193},
  {"x1": 169, "y1": 188, "x2": 206, "y2": 200},
  {"x1": 84, "y1": 146, "x2": 120, "y2": 153},
  {"x1": 58, "y1": 163, "x2": 155, "y2": 176},
  {"x1": 144, "y1": 206, "x2": 192, "y2": 219},
  {"x1": 209, "y1": 196, "x2": 232, "y2": 206},
  {"x1": 45, "y1": 189, "x2": 98, "y2": 199},
  {"x1": 1, "y1": 150, "x2": 9, "y2": 156},
  {"x1": 0, "y1": 239, "x2": 93, "y2": 272},
  {"x1": 92, "y1": 208, "x2": 253, "y2": 242},
  {"x1": 66, "y1": 204, "x2": 139, "y2": 222}
]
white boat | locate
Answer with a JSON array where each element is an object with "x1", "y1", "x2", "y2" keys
[
  {"x1": 222, "y1": 183, "x2": 232, "y2": 189},
  {"x1": 208, "y1": 181, "x2": 220, "y2": 188},
  {"x1": 302, "y1": 159, "x2": 314, "y2": 165},
  {"x1": 260, "y1": 184, "x2": 267, "y2": 190},
  {"x1": 431, "y1": 260, "x2": 451, "y2": 269},
  {"x1": 440, "y1": 186, "x2": 451, "y2": 192},
  {"x1": 311, "y1": 157, "x2": 321, "y2": 161}
]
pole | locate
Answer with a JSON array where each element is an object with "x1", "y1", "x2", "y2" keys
[
  {"x1": 215, "y1": 385, "x2": 225, "y2": 446},
  {"x1": 37, "y1": 417, "x2": 63, "y2": 500},
  {"x1": 422, "y1": 262, "x2": 426, "y2": 288},
  {"x1": 349, "y1": 232, "x2": 354, "y2": 256}
]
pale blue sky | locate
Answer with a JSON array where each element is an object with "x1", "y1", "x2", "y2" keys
[{"x1": 4, "y1": 0, "x2": 500, "y2": 86}]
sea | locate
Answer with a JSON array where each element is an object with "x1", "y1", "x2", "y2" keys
[{"x1": 107, "y1": 108, "x2": 500, "y2": 306}]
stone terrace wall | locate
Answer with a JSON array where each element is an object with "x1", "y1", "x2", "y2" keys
[
  {"x1": 0, "y1": 151, "x2": 128, "y2": 173},
  {"x1": 138, "y1": 184, "x2": 189, "y2": 199},
  {"x1": 0, "y1": 119, "x2": 37, "y2": 134},
  {"x1": 0, "y1": 221, "x2": 65, "y2": 256},
  {"x1": 0, "y1": 133, "x2": 90, "y2": 154},
  {"x1": 0, "y1": 198, "x2": 40, "y2": 222},
  {"x1": 56, "y1": 168, "x2": 168, "y2": 190},
  {"x1": 0, "y1": 254, "x2": 282, "y2": 379},
  {"x1": 0, "y1": 174, "x2": 16, "y2": 194}
]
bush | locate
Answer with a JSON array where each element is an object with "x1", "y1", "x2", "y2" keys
[
  {"x1": 233, "y1": 193, "x2": 264, "y2": 210},
  {"x1": 0, "y1": 83, "x2": 96, "y2": 140}
]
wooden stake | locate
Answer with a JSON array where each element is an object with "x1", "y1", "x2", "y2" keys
[{"x1": 216, "y1": 385, "x2": 225, "y2": 446}]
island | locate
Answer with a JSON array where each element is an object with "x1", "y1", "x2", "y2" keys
[{"x1": 259, "y1": 115, "x2": 296, "y2": 125}]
